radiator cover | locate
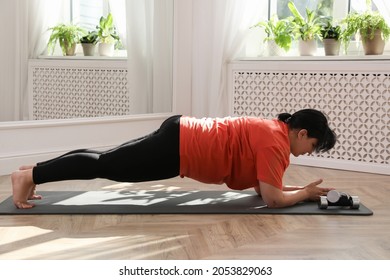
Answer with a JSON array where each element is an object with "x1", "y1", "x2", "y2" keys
[
  {"x1": 229, "y1": 60, "x2": 390, "y2": 174},
  {"x1": 29, "y1": 59, "x2": 129, "y2": 120}
]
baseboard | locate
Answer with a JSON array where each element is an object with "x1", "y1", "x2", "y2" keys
[{"x1": 290, "y1": 156, "x2": 390, "y2": 175}]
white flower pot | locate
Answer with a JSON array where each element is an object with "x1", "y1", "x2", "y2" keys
[
  {"x1": 98, "y1": 43, "x2": 115, "y2": 57},
  {"x1": 298, "y1": 39, "x2": 317, "y2": 56},
  {"x1": 267, "y1": 40, "x2": 287, "y2": 56}
]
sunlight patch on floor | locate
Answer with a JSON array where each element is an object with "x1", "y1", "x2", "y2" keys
[
  {"x1": 0, "y1": 226, "x2": 52, "y2": 246},
  {"x1": 101, "y1": 182, "x2": 135, "y2": 189},
  {"x1": 0, "y1": 236, "x2": 123, "y2": 259}
]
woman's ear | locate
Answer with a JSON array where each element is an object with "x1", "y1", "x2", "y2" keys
[{"x1": 297, "y1": 129, "x2": 308, "y2": 139}]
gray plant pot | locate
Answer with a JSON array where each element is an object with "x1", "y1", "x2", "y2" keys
[
  {"x1": 323, "y1": 39, "x2": 340, "y2": 56},
  {"x1": 82, "y1": 43, "x2": 97, "y2": 56}
]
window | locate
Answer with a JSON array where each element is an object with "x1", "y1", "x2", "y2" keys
[
  {"x1": 270, "y1": 0, "x2": 383, "y2": 21},
  {"x1": 248, "y1": 0, "x2": 390, "y2": 57},
  {"x1": 273, "y1": 0, "x2": 335, "y2": 20},
  {"x1": 71, "y1": 0, "x2": 110, "y2": 31},
  {"x1": 68, "y1": 0, "x2": 127, "y2": 55}
]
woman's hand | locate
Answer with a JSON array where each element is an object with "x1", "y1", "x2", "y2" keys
[{"x1": 303, "y1": 179, "x2": 334, "y2": 201}]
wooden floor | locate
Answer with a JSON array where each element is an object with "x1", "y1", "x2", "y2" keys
[{"x1": 0, "y1": 165, "x2": 389, "y2": 260}]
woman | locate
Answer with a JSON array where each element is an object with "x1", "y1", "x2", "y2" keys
[{"x1": 11, "y1": 108, "x2": 337, "y2": 209}]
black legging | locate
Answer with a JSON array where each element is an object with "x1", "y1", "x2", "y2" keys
[{"x1": 33, "y1": 115, "x2": 181, "y2": 185}]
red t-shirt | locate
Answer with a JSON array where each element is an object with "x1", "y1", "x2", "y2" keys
[{"x1": 179, "y1": 116, "x2": 290, "y2": 190}]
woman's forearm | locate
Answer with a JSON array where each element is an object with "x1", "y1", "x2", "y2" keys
[
  {"x1": 283, "y1": 185, "x2": 304, "y2": 191},
  {"x1": 260, "y1": 182, "x2": 309, "y2": 208},
  {"x1": 259, "y1": 179, "x2": 331, "y2": 208}
]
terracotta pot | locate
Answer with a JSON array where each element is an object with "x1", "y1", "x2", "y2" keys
[
  {"x1": 361, "y1": 29, "x2": 385, "y2": 55},
  {"x1": 64, "y1": 41, "x2": 76, "y2": 56},
  {"x1": 323, "y1": 39, "x2": 340, "y2": 56}
]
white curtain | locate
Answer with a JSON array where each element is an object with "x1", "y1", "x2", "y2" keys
[
  {"x1": 152, "y1": 0, "x2": 173, "y2": 113},
  {"x1": 108, "y1": 0, "x2": 127, "y2": 47},
  {"x1": 0, "y1": 1, "x2": 20, "y2": 121},
  {"x1": 351, "y1": 0, "x2": 390, "y2": 23},
  {"x1": 0, "y1": 0, "x2": 66, "y2": 121},
  {"x1": 351, "y1": 0, "x2": 370, "y2": 12},
  {"x1": 373, "y1": 0, "x2": 390, "y2": 23},
  {"x1": 125, "y1": 0, "x2": 173, "y2": 114},
  {"x1": 24, "y1": 0, "x2": 68, "y2": 119},
  {"x1": 191, "y1": 0, "x2": 267, "y2": 117}
]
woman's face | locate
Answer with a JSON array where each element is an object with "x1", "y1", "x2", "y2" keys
[{"x1": 289, "y1": 129, "x2": 318, "y2": 157}]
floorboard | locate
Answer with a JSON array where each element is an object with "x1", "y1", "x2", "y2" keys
[{"x1": 0, "y1": 165, "x2": 389, "y2": 260}]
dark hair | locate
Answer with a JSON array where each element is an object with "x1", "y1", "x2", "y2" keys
[{"x1": 278, "y1": 109, "x2": 337, "y2": 153}]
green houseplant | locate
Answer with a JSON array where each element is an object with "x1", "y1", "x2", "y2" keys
[
  {"x1": 47, "y1": 24, "x2": 86, "y2": 56},
  {"x1": 253, "y1": 15, "x2": 295, "y2": 56},
  {"x1": 80, "y1": 31, "x2": 99, "y2": 56},
  {"x1": 97, "y1": 13, "x2": 121, "y2": 56},
  {"x1": 341, "y1": 6, "x2": 390, "y2": 55},
  {"x1": 288, "y1": 1, "x2": 322, "y2": 56},
  {"x1": 320, "y1": 19, "x2": 342, "y2": 55}
]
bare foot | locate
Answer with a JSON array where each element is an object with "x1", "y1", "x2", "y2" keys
[
  {"x1": 11, "y1": 170, "x2": 36, "y2": 209},
  {"x1": 18, "y1": 165, "x2": 42, "y2": 200},
  {"x1": 28, "y1": 186, "x2": 42, "y2": 200},
  {"x1": 19, "y1": 165, "x2": 36, "y2": 171}
]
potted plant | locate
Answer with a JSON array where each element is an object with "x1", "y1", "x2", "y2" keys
[
  {"x1": 288, "y1": 1, "x2": 322, "y2": 56},
  {"x1": 80, "y1": 31, "x2": 99, "y2": 56},
  {"x1": 47, "y1": 24, "x2": 86, "y2": 56},
  {"x1": 252, "y1": 15, "x2": 295, "y2": 56},
  {"x1": 320, "y1": 19, "x2": 342, "y2": 56},
  {"x1": 341, "y1": 6, "x2": 390, "y2": 55},
  {"x1": 97, "y1": 13, "x2": 121, "y2": 56}
]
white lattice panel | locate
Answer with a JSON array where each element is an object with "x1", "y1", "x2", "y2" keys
[
  {"x1": 29, "y1": 60, "x2": 129, "y2": 120},
  {"x1": 230, "y1": 61, "x2": 390, "y2": 173}
]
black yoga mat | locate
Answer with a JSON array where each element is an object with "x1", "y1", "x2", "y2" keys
[{"x1": 0, "y1": 190, "x2": 373, "y2": 215}]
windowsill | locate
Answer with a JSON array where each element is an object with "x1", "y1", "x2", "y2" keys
[
  {"x1": 38, "y1": 55, "x2": 127, "y2": 61},
  {"x1": 237, "y1": 54, "x2": 390, "y2": 62},
  {"x1": 241, "y1": 41, "x2": 390, "y2": 61},
  {"x1": 38, "y1": 48, "x2": 128, "y2": 60}
]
